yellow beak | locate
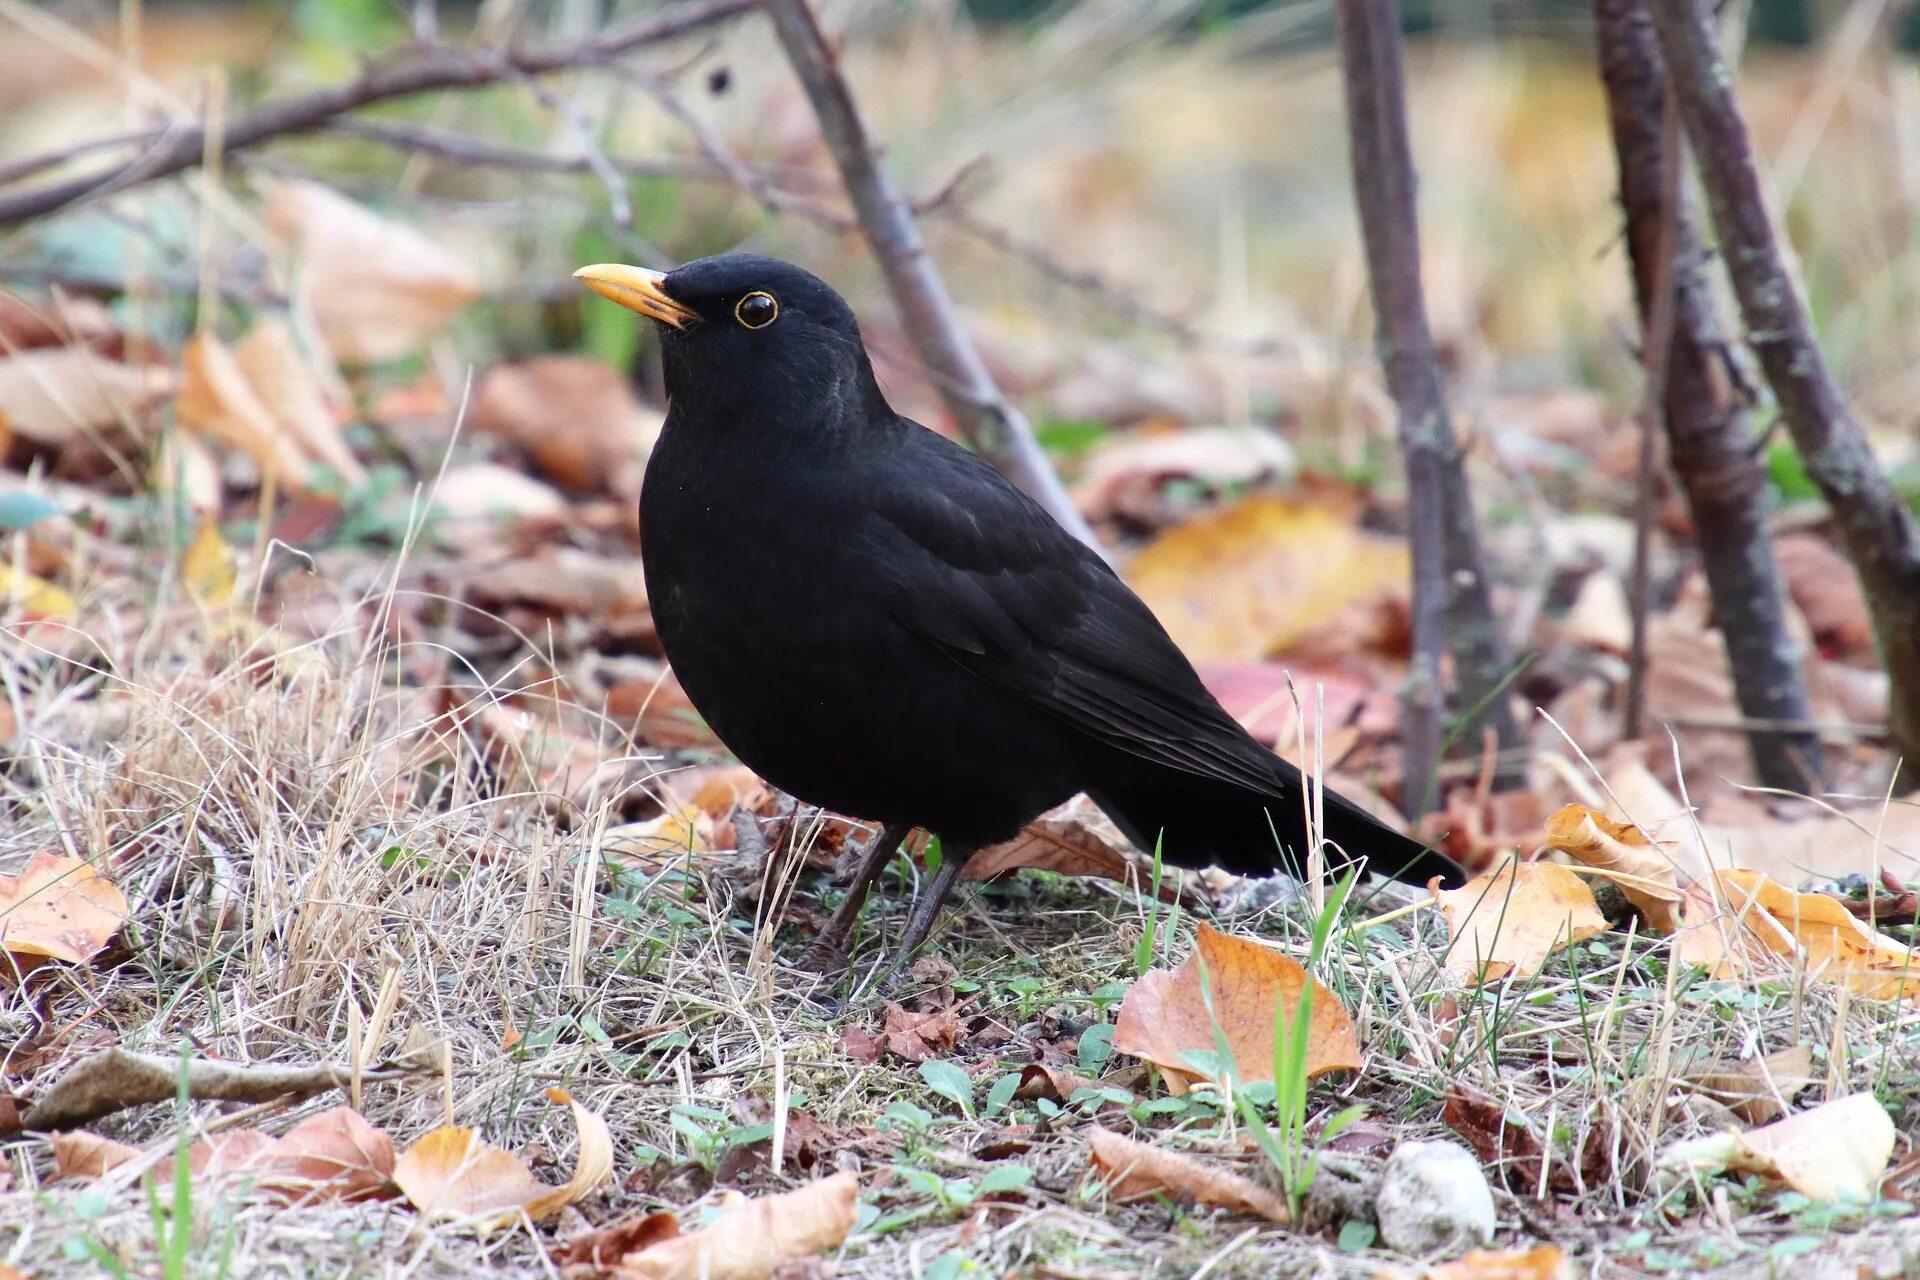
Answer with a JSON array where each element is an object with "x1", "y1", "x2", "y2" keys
[{"x1": 573, "y1": 263, "x2": 698, "y2": 329}]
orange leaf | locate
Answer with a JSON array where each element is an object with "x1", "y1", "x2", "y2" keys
[
  {"x1": 1383, "y1": 1244, "x2": 1570, "y2": 1280},
  {"x1": 51, "y1": 1130, "x2": 141, "y2": 1179},
  {"x1": 392, "y1": 1091, "x2": 608, "y2": 1227},
  {"x1": 0, "y1": 852, "x2": 127, "y2": 976},
  {"x1": 1434, "y1": 856, "x2": 1607, "y2": 982},
  {"x1": 1086, "y1": 1128, "x2": 1290, "y2": 1223},
  {"x1": 1128, "y1": 495, "x2": 1408, "y2": 662},
  {"x1": 176, "y1": 333, "x2": 314, "y2": 488},
  {"x1": 1543, "y1": 803, "x2": 1681, "y2": 930},
  {"x1": 1676, "y1": 870, "x2": 1920, "y2": 999},
  {"x1": 232, "y1": 317, "x2": 365, "y2": 485},
  {"x1": 253, "y1": 1105, "x2": 395, "y2": 1203},
  {"x1": 186, "y1": 1129, "x2": 276, "y2": 1180},
  {"x1": 616, "y1": 1171, "x2": 859, "y2": 1280},
  {"x1": 966, "y1": 815, "x2": 1178, "y2": 902},
  {"x1": 1111, "y1": 922, "x2": 1359, "y2": 1095}
]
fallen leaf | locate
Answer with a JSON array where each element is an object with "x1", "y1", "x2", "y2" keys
[
  {"x1": 51, "y1": 1130, "x2": 141, "y2": 1179},
  {"x1": 1085, "y1": 1127, "x2": 1289, "y2": 1223},
  {"x1": 1016, "y1": 1062, "x2": 1109, "y2": 1104},
  {"x1": 0, "y1": 347, "x2": 170, "y2": 446},
  {"x1": 185, "y1": 1129, "x2": 276, "y2": 1180},
  {"x1": 880, "y1": 1001, "x2": 962, "y2": 1063},
  {"x1": 1660, "y1": 1093, "x2": 1894, "y2": 1202},
  {"x1": 1441, "y1": 1088, "x2": 1611, "y2": 1196},
  {"x1": 1128, "y1": 494, "x2": 1409, "y2": 662},
  {"x1": 463, "y1": 547, "x2": 649, "y2": 622},
  {"x1": 553, "y1": 1209, "x2": 680, "y2": 1268},
  {"x1": 1392, "y1": 1244, "x2": 1570, "y2": 1280},
  {"x1": 471, "y1": 355, "x2": 658, "y2": 499},
  {"x1": 616, "y1": 1171, "x2": 859, "y2": 1280},
  {"x1": 966, "y1": 816, "x2": 1179, "y2": 903},
  {"x1": 252, "y1": 1105, "x2": 395, "y2": 1203},
  {"x1": 1111, "y1": 922, "x2": 1359, "y2": 1095},
  {"x1": 0, "y1": 563, "x2": 76, "y2": 620},
  {"x1": 392, "y1": 1090, "x2": 609, "y2": 1226},
  {"x1": 180, "y1": 517, "x2": 237, "y2": 609},
  {"x1": 1560, "y1": 570, "x2": 1632, "y2": 653},
  {"x1": 175, "y1": 332, "x2": 314, "y2": 488},
  {"x1": 1543, "y1": 803, "x2": 1681, "y2": 929},
  {"x1": 1195, "y1": 659, "x2": 1398, "y2": 752},
  {"x1": 233, "y1": 317, "x2": 365, "y2": 484},
  {"x1": 1776, "y1": 532, "x2": 1872, "y2": 663},
  {"x1": 1433, "y1": 856, "x2": 1607, "y2": 982},
  {"x1": 1073, "y1": 424, "x2": 1296, "y2": 523},
  {"x1": 431, "y1": 463, "x2": 570, "y2": 527},
  {"x1": 1676, "y1": 870, "x2": 1920, "y2": 999},
  {"x1": 263, "y1": 179, "x2": 481, "y2": 364},
  {"x1": 0, "y1": 852, "x2": 128, "y2": 976},
  {"x1": 1685, "y1": 1045, "x2": 1816, "y2": 1125}
]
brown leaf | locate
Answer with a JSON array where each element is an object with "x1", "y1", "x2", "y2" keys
[
  {"x1": 966, "y1": 816, "x2": 1176, "y2": 902},
  {"x1": 1433, "y1": 856, "x2": 1607, "y2": 982},
  {"x1": 471, "y1": 356, "x2": 659, "y2": 499},
  {"x1": 1086, "y1": 1127, "x2": 1289, "y2": 1223},
  {"x1": 1196, "y1": 659, "x2": 1398, "y2": 752},
  {"x1": 1776, "y1": 532, "x2": 1872, "y2": 663},
  {"x1": 0, "y1": 347, "x2": 170, "y2": 447},
  {"x1": 51, "y1": 1129, "x2": 141, "y2": 1179},
  {"x1": 0, "y1": 852, "x2": 128, "y2": 976},
  {"x1": 464, "y1": 548, "x2": 649, "y2": 624},
  {"x1": 186, "y1": 1129, "x2": 276, "y2": 1180},
  {"x1": 1543, "y1": 803, "x2": 1681, "y2": 929},
  {"x1": 232, "y1": 317, "x2": 365, "y2": 485},
  {"x1": 837, "y1": 1025, "x2": 882, "y2": 1065},
  {"x1": 1111, "y1": 922, "x2": 1360, "y2": 1095},
  {"x1": 553, "y1": 1209, "x2": 680, "y2": 1268},
  {"x1": 1016, "y1": 1062, "x2": 1109, "y2": 1104},
  {"x1": 1127, "y1": 494, "x2": 1409, "y2": 662},
  {"x1": 1442, "y1": 1088, "x2": 1611, "y2": 1196},
  {"x1": 252, "y1": 1105, "x2": 395, "y2": 1203},
  {"x1": 263, "y1": 179, "x2": 480, "y2": 364},
  {"x1": 615, "y1": 1172, "x2": 859, "y2": 1280},
  {"x1": 1685, "y1": 1045, "x2": 1816, "y2": 1125},
  {"x1": 175, "y1": 333, "x2": 315, "y2": 488},
  {"x1": 880, "y1": 1002, "x2": 961, "y2": 1064}
]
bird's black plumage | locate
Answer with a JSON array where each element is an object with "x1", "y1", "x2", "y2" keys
[{"x1": 579, "y1": 252, "x2": 1462, "y2": 977}]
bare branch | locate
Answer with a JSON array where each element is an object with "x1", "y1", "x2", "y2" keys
[
  {"x1": 1595, "y1": 0, "x2": 1822, "y2": 788},
  {"x1": 0, "y1": 0, "x2": 759, "y2": 228},
  {"x1": 1649, "y1": 0, "x2": 1920, "y2": 768},
  {"x1": 1336, "y1": 0, "x2": 1525, "y2": 810},
  {"x1": 762, "y1": 0, "x2": 1100, "y2": 551}
]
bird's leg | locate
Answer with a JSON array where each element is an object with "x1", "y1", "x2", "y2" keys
[
  {"x1": 868, "y1": 845, "x2": 972, "y2": 995},
  {"x1": 800, "y1": 822, "x2": 912, "y2": 975}
]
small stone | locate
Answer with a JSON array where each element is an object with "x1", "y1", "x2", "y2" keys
[{"x1": 1375, "y1": 1139, "x2": 1496, "y2": 1258}]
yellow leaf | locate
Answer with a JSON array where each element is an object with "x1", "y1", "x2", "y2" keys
[
  {"x1": 1434, "y1": 856, "x2": 1608, "y2": 982},
  {"x1": 1676, "y1": 870, "x2": 1920, "y2": 1000},
  {"x1": 392, "y1": 1090, "x2": 609, "y2": 1229},
  {"x1": 1111, "y1": 922, "x2": 1360, "y2": 1095},
  {"x1": 0, "y1": 563, "x2": 76, "y2": 619},
  {"x1": 1127, "y1": 494, "x2": 1408, "y2": 662},
  {"x1": 1543, "y1": 803, "x2": 1681, "y2": 930},
  {"x1": 616, "y1": 1172, "x2": 859, "y2": 1280},
  {"x1": 1661, "y1": 1093, "x2": 1894, "y2": 1203},
  {"x1": 0, "y1": 852, "x2": 128, "y2": 976},
  {"x1": 181, "y1": 518, "x2": 236, "y2": 608}
]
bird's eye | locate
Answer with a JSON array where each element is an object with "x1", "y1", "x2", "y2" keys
[{"x1": 735, "y1": 291, "x2": 779, "y2": 330}]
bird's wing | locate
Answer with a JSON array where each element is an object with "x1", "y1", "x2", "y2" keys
[{"x1": 858, "y1": 431, "x2": 1285, "y2": 797}]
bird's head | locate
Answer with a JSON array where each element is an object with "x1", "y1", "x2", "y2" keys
[{"x1": 574, "y1": 253, "x2": 886, "y2": 431}]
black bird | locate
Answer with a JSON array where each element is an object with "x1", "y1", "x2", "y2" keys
[{"x1": 576, "y1": 253, "x2": 1462, "y2": 983}]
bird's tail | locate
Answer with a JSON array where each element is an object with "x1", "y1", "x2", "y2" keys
[{"x1": 1091, "y1": 777, "x2": 1465, "y2": 890}]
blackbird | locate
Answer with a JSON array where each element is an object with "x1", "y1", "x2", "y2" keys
[{"x1": 577, "y1": 253, "x2": 1463, "y2": 983}]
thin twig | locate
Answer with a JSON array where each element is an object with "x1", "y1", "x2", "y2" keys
[
  {"x1": 515, "y1": 72, "x2": 634, "y2": 229},
  {"x1": 762, "y1": 0, "x2": 1100, "y2": 551},
  {"x1": 0, "y1": 0, "x2": 759, "y2": 227}
]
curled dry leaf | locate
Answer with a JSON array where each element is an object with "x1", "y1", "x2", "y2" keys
[
  {"x1": 263, "y1": 179, "x2": 481, "y2": 364},
  {"x1": 51, "y1": 1130, "x2": 142, "y2": 1179},
  {"x1": 1660, "y1": 1092, "x2": 1894, "y2": 1202},
  {"x1": 1016, "y1": 1062, "x2": 1109, "y2": 1104},
  {"x1": 175, "y1": 333, "x2": 315, "y2": 489},
  {"x1": 233, "y1": 317, "x2": 365, "y2": 485},
  {"x1": 1543, "y1": 803, "x2": 1681, "y2": 930},
  {"x1": 1086, "y1": 1127, "x2": 1290, "y2": 1223},
  {"x1": 1675, "y1": 870, "x2": 1920, "y2": 1000},
  {"x1": 392, "y1": 1089, "x2": 608, "y2": 1227},
  {"x1": 1684, "y1": 1044, "x2": 1816, "y2": 1126},
  {"x1": 614, "y1": 1171, "x2": 859, "y2": 1280},
  {"x1": 1128, "y1": 494, "x2": 1408, "y2": 662},
  {"x1": 1111, "y1": 922, "x2": 1360, "y2": 1095},
  {"x1": 966, "y1": 815, "x2": 1183, "y2": 904},
  {"x1": 1433, "y1": 857, "x2": 1607, "y2": 983},
  {"x1": 0, "y1": 852, "x2": 127, "y2": 976}
]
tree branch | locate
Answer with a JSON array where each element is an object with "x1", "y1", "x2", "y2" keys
[
  {"x1": 0, "y1": 0, "x2": 759, "y2": 228},
  {"x1": 1649, "y1": 0, "x2": 1920, "y2": 770},
  {"x1": 762, "y1": 0, "x2": 1100, "y2": 551},
  {"x1": 1595, "y1": 0, "x2": 1823, "y2": 789},
  {"x1": 1335, "y1": 0, "x2": 1526, "y2": 811}
]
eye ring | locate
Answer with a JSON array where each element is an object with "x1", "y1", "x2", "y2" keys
[{"x1": 735, "y1": 291, "x2": 779, "y2": 330}]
